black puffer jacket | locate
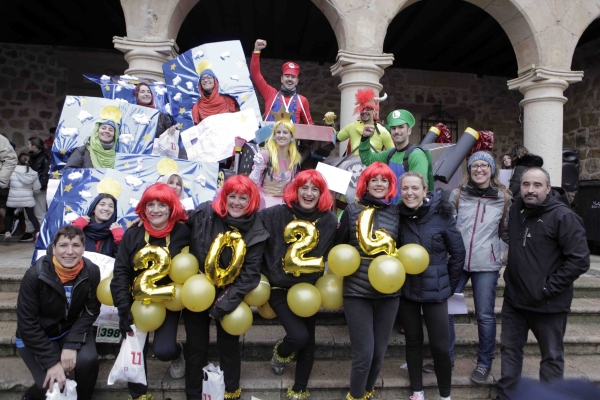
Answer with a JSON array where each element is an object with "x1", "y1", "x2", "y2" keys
[
  {"x1": 509, "y1": 154, "x2": 544, "y2": 197},
  {"x1": 188, "y1": 202, "x2": 269, "y2": 320},
  {"x1": 398, "y1": 191, "x2": 465, "y2": 302},
  {"x1": 16, "y1": 255, "x2": 101, "y2": 370},
  {"x1": 28, "y1": 148, "x2": 50, "y2": 190}
]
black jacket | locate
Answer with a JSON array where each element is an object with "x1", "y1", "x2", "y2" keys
[
  {"x1": 111, "y1": 222, "x2": 191, "y2": 314},
  {"x1": 188, "y1": 202, "x2": 269, "y2": 320},
  {"x1": 509, "y1": 154, "x2": 544, "y2": 197},
  {"x1": 28, "y1": 148, "x2": 50, "y2": 190},
  {"x1": 398, "y1": 192, "x2": 465, "y2": 302},
  {"x1": 504, "y1": 188, "x2": 589, "y2": 313},
  {"x1": 65, "y1": 146, "x2": 94, "y2": 169},
  {"x1": 16, "y1": 255, "x2": 101, "y2": 370}
]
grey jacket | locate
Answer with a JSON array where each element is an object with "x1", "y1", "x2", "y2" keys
[
  {"x1": 0, "y1": 135, "x2": 17, "y2": 187},
  {"x1": 65, "y1": 145, "x2": 93, "y2": 169},
  {"x1": 449, "y1": 185, "x2": 511, "y2": 272}
]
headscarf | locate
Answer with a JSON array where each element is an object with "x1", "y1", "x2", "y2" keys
[
  {"x1": 87, "y1": 120, "x2": 119, "y2": 168},
  {"x1": 82, "y1": 194, "x2": 118, "y2": 253},
  {"x1": 192, "y1": 75, "x2": 237, "y2": 123},
  {"x1": 135, "y1": 183, "x2": 187, "y2": 239},
  {"x1": 134, "y1": 83, "x2": 155, "y2": 108}
]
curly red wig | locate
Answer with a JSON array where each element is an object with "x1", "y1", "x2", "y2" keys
[
  {"x1": 212, "y1": 175, "x2": 260, "y2": 217},
  {"x1": 353, "y1": 88, "x2": 379, "y2": 116},
  {"x1": 284, "y1": 170, "x2": 333, "y2": 212},
  {"x1": 356, "y1": 162, "x2": 398, "y2": 201}
]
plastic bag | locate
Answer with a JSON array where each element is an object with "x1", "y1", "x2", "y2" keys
[
  {"x1": 202, "y1": 363, "x2": 225, "y2": 400},
  {"x1": 107, "y1": 325, "x2": 147, "y2": 385},
  {"x1": 45, "y1": 379, "x2": 77, "y2": 400},
  {"x1": 152, "y1": 127, "x2": 179, "y2": 158}
]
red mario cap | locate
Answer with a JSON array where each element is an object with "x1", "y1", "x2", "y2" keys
[{"x1": 282, "y1": 61, "x2": 300, "y2": 76}]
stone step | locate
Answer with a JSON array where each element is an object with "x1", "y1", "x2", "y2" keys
[{"x1": 0, "y1": 354, "x2": 598, "y2": 400}]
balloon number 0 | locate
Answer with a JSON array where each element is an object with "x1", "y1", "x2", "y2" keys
[
  {"x1": 205, "y1": 230, "x2": 247, "y2": 288},
  {"x1": 132, "y1": 245, "x2": 175, "y2": 303},
  {"x1": 357, "y1": 208, "x2": 396, "y2": 256},
  {"x1": 283, "y1": 220, "x2": 324, "y2": 276}
]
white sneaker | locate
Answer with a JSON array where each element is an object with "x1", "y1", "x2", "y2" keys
[
  {"x1": 410, "y1": 391, "x2": 425, "y2": 400},
  {"x1": 3, "y1": 232, "x2": 10, "y2": 242},
  {"x1": 440, "y1": 397, "x2": 451, "y2": 400},
  {"x1": 169, "y1": 343, "x2": 185, "y2": 379}
]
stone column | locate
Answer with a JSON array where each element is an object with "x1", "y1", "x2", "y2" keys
[
  {"x1": 331, "y1": 51, "x2": 394, "y2": 154},
  {"x1": 113, "y1": 37, "x2": 179, "y2": 81},
  {"x1": 508, "y1": 68, "x2": 583, "y2": 186}
]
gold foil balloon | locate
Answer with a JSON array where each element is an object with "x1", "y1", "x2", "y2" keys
[
  {"x1": 97, "y1": 276, "x2": 114, "y2": 306},
  {"x1": 287, "y1": 283, "x2": 322, "y2": 318},
  {"x1": 357, "y1": 208, "x2": 396, "y2": 256},
  {"x1": 315, "y1": 274, "x2": 343, "y2": 310},
  {"x1": 131, "y1": 300, "x2": 167, "y2": 332},
  {"x1": 395, "y1": 244, "x2": 430, "y2": 275},
  {"x1": 163, "y1": 283, "x2": 185, "y2": 312},
  {"x1": 205, "y1": 230, "x2": 246, "y2": 288},
  {"x1": 132, "y1": 245, "x2": 175, "y2": 302},
  {"x1": 181, "y1": 274, "x2": 216, "y2": 312},
  {"x1": 283, "y1": 220, "x2": 323, "y2": 276},
  {"x1": 169, "y1": 253, "x2": 200, "y2": 284},
  {"x1": 257, "y1": 302, "x2": 277, "y2": 319},
  {"x1": 244, "y1": 274, "x2": 271, "y2": 307},
  {"x1": 368, "y1": 255, "x2": 406, "y2": 294},
  {"x1": 220, "y1": 302, "x2": 253, "y2": 336},
  {"x1": 327, "y1": 244, "x2": 361, "y2": 276}
]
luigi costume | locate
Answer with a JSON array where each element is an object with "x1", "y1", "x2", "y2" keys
[{"x1": 359, "y1": 109, "x2": 432, "y2": 204}]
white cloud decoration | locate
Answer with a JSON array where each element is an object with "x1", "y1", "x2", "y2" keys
[
  {"x1": 132, "y1": 113, "x2": 150, "y2": 125},
  {"x1": 129, "y1": 198, "x2": 140, "y2": 208},
  {"x1": 67, "y1": 171, "x2": 83, "y2": 180},
  {"x1": 119, "y1": 134, "x2": 135, "y2": 144},
  {"x1": 154, "y1": 86, "x2": 167, "y2": 95},
  {"x1": 77, "y1": 110, "x2": 93, "y2": 123},
  {"x1": 100, "y1": 75, "x2": 111, "y2": 81},
  {"x1": 60, "y1": 127, "x2": 79, "y2": 138},
  {"x1": 230, "y1": 75, "x2": 239, "y2": 81},
  {"x1": 173, "y1": 93, "x2": 182, "y2": 102},
  {"x1": 195, "y1": 174, "x2": 207, "y2": 187},
  {"x1": 125, "y1": 175, "x2": 144, "y2": 188},
  {"x1": 186, "y1": 81, "x2": 194, "y2": 90},
  {"x1": 173, "y1": 76, "x2": 181, "y2": 85},
  {"x1": 79, "y1": 190, "x2": 92, "y2": 199},
  {"x1": 64, "y1": 212, "x2": 79, "y2": 223},
  {"x1": 65, "y1": 96, "x2": 76, "y2": 106},
  {"x1": 220, "y1": 51, "x2": 230, "y2": 60}
]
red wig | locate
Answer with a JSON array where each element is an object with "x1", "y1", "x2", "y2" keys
[
  {"x1": 212, "y1": 175, "x2": 260, "y2": 217},
  {"x1": 136, "y1": 183, "x2": 187, "y2": 223},
  {"x1": 356, "y1": 162, "x2": 398, "y2": 201},
  {"x1": 353, "y1": 88, "x2": 379, "y2": 117},
  {"x1": 284, "y1": 170, "x2": 333, "y2": 212}
]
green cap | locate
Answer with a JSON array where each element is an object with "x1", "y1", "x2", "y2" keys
[{"x1": 387, "y1": 109, "x2": 415, "y2": 128}]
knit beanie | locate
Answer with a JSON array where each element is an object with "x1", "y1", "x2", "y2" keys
[{"x1": 468, "y1": 151, "x2": 496, "y2": 175}]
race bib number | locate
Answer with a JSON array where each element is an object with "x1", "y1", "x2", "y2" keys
[{"x1": 96, "y1": 320, "x2": 122, "y2": 343}]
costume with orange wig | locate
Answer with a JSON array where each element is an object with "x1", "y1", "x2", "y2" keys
[
  {"x1": 332, "y1": 162, "x2": 401, "y2": 399},
  {"x1": 257, "y1": 170, "x2": 337, "y2": 398},
  {"x1": 337, "y1": 88, "x2": 393, "y2": 155},
  {"x1": 192, "y1": 73, "x2": 239, "y2": 124},
  {"x1": 110, "y1": 183, "x2": 191, "y2": 399},
  {"x1": 184, "y1": 175, "x2": 268, "y2": 399}
]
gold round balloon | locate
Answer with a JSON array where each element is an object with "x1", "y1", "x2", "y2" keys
[
  {"x1": 132, "y1": 245, "x2": 175, "y2": 302},
  {"x1": 315, "y1": 274, "x2": 343, "y2": 310},
  {"x1": 163, "y1": 283, "x2": 185, "y2": 312},
  {"x1": 169, "y1": 253, "x2": 200, "y2": 284},
  {"x1": 157, "y1": 158, "x2": 179, "y2": 176},
  {"x1": 357, "y1": 208, "x2": 396, "y2": 256},
  {"x1": 327, "y1": 244, "x2": 361, "y2": 277},
  {"x1": 257, "y1": 302, "x2": 277, "y2": 319},
  {"x1": 244, "y1": 274, "x2": 271, "y2": 307},
  {"x1": 181, "y1": 274, "x2": 216, "y2": 312},
  {"x1": 368, "y1": 255, "x2": 406, "y2": 294},
  {"x1": 205, "y1": 230, "x2": 246, "y2": 288},
  {"x1": 97, "y1": 178, "x2": 122, "y2": 198},
  {"x1": 131, "y1": 300, "x2": 167, "y2": 332},
  {"x1": 220, "y1": 302, "x2": 253, "y2": 336},
  {"x1": 195, "y1": 60, "x2": 213, "y2": 75},
  {"x1": 97, "y1": 277, "x2": 114, "y2": 306},
  {"x1": 395, "y1": 244, "x2": 430, "y2": 275},
  {"x1": 99, "y1": 105, "x2": 122, "y2": 122},
  {"x1": 283, "y1": 220, "x2": 323, "y2": 276},
  {"x1": 287, "y1": 283, "x2": 322, "y2": 318}
]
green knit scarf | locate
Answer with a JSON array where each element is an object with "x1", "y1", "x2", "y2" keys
[{"x1": 87, "y1": 121, "x2": 119, "y2": 168}]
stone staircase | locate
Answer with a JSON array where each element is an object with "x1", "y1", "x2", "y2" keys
[{"x1": 1, "y1": 241, "x2": 600, "y2": 400}]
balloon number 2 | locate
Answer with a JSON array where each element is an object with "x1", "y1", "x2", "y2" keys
[
  {"x1": 283, "y1": 220, "x2": 324, "y2": 276},
  {"x1": 357, "y1": 208, "x2": 396, "y2": 256},
  {"x1": 132, "y1": 245, "x2": 175, "y2": 303}
]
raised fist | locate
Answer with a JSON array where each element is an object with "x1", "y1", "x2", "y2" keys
[{"x1": 254, "y1": 39, "x2": 267, "y2": 51}]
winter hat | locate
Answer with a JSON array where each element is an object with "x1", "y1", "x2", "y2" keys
[{"x1": 468, "y1": 151, "x2": 496, "y2": 175}]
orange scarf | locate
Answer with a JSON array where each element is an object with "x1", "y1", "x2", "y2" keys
[{"x1": 53, "y1": 256, "x2": 84, "y2": 283}]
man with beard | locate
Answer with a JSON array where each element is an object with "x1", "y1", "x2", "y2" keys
[
  {"x1": 251, "y1": 39, "x2": 313, "y2": 125},
  {"x1": 496, "y1": 167, "x2": 589, "y2": 400}
]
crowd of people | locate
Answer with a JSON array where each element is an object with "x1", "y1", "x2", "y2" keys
[{"x1": 0, "y1": 37, "x2": 592, "y2": 400}]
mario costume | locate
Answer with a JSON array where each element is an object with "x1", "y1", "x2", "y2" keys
[{"x1": 250, "y1": 52, "x2": 313, "y2": 124}]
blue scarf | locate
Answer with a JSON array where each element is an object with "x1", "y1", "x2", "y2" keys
[{"x1": 83, "y1": 194, "x2": 117, "y2": 255}]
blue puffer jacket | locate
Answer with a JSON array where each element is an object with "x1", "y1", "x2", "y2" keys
[{"x1": 398, "y1": 191, "x2": 466, "y2": 303}]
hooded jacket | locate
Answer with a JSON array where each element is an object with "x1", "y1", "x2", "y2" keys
[
  {"x1": 0, "y1": 134, "x2": 17, "y2": 187},
  {"x1": 398, "y1": 191, "x2": 465, "y2": 302},
  {"x1": 28, "y1": 148, "x2": 50, "y2": 190},
  {"x1": 509, "y1": 154, "x2": 544, "y2": 197},
  {"x1": 16, "y1": 255, "x2": 101, "y2": 370},
  {"x1": 504, "y1": 187, "x2": 590, "y2": 313},
  {"x1": 6, "y1": 165, "x2": 41, "y2": 208}
]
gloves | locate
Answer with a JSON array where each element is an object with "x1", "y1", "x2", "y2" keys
[
  {"x1": 249, "y1": 152, "x2": 266, "y2": 183},
  {"x1": 253, "y1": 152, "x2": 265, "y2": 169},
  {"x1": 118, "y1": 310, "x2": 134, "y2": 337}
]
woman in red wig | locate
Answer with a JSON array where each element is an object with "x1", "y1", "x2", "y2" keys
[
  {"x1": 111, "y1": 183, "x2": 190, "y2": 400},
  {"x1": 258, "y1": 170, "x2": 337, "y2": 399},
  {"x1": 184, "y1": 175, "x2": 268, "y2": 400},
  {"x1": 333, "y1": 162, "x2": 401, "y2": 400}
]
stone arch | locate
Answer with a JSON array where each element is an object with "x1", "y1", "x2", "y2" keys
[{"x1": 120, "y1": 0, "x2": 199, "y2": 41}]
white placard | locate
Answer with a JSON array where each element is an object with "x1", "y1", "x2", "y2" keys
[
  {"x1": 447, "y1": 293, "x2": 468, "y2": 314},
  {"x1": 498, "y1": 169, "x2": 512, "y2": 188},
  {"x1": 316, "y1": 162, "x2": 352, "y2": 194}
]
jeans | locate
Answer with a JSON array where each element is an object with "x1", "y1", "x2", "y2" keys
[
  {"x1": 25, "y1": 190, "x2": 46, "y2": 233},
  {"x1": 496, "y1": 301, "x2": 568, "y2": 400},
  {"x1": 448, "y1": 270, "x2": 499, "y2": 368}
]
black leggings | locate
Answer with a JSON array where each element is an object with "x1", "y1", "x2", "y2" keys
[
  {"x1": 4, "y1": 206, "x2": 39, "y2": 234},
  {"x1": 270, "y1": 288, "x2": 316, "y2": 392},
  {"x1": 18, "y1": 329, "x2": 99, "y2": 400},
  {"x1": 400, "y1": 298, "x2": 452, "y2": 397},
  {"x1": 182, "y1": 308, "x2": 241, "y2": 397}
]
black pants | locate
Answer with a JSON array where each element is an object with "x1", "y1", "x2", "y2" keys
[
  {"x1": 497, "y1": 301, "x2": 568, "y2": 400},
  {"x1": 4, "y1": 206, "x2": 39, "y2": 234},
  {"x1": 182, "y1": 308, "x2": 241, "y2": 398},
  {"x1": 270, "y1": 289, "x2": 316, "y2": 392},
  {"x1": 128, "y1": 310, "x2": 181, "y2": 398},
  {"x1": 344, "y1": 296, "x2": 399, "y2": 398},
  {"x1": 18, "y1": 329, "x2": 99, "y2": 400},
  {"x1": 400, "y1": 298, "x2": 452, "y2": 397}
]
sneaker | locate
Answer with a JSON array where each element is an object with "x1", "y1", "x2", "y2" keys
[
  {"x1": 470, "y1": 365, "x2": 491, "y2": 384},
  {"x1": 410, "y1": 391, "x2": 425, "y2": 400},
  {"x1": 19, "y1": 233, "x2": 34, "y2": 242},
  {"x1": 270, "y1": 354, "x2": 285, "y2": 376},
  {"x1": 10, "y1": 219, "x2": 18, "y2": 235},
  {"x1": 169, "y1": 343, "x2": 185, "y2": 379},
  {"x1": 3, "y1": 232, "x2": 10, "y2": 242},
  {"x1": 422, "y1": 361, "x2": 454, "y2": 374}
]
